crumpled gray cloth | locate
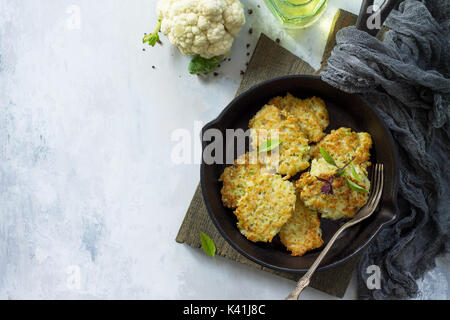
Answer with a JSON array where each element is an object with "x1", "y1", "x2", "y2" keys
[{"x1": 321, "y1": 0, "x2": 450, "y2": 299}]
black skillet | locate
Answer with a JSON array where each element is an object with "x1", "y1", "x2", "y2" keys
[{"x1": 200, "y1": 0, "x2": 400, "y2": 273}]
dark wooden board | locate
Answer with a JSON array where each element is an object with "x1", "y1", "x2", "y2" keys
[{"x1": 176, "y1": 9, "x2": 360, "y2": 298}]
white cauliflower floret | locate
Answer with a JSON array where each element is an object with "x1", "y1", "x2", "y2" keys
[{"x1": 157, "y1": 0, "x2": 245, "y2": 59}]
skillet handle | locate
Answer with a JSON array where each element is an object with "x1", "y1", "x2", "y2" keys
[{"x1": 356, "y1": 0, "x2": 400, "y2": 36}]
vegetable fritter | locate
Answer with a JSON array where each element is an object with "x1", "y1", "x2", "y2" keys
[
  {"x1": 219, "y1": 152, "x2": 266, "y2": 209},
  {"x1": 297, "y1": 158, "x2": 371, "y2": 220},
  {"x1": 235, "y1": 174, "x2": 296, "y2": 243},
  {"x1": 279, "y1": 197, "x2": 323, "y2": 256},
  {"x1": 311, "y1": 127, "x2": 372, "y2": 169},
  {"x1": 269, "y1": 93, "x2": 329, "y2": 143},
  {"x1": 249, "y1": 104, "x2": 310, "y2": 177}
]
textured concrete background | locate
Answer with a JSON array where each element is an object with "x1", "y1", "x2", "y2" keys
[{"x1": 1, "y1": 0, "x2": 447, "y2": 299}]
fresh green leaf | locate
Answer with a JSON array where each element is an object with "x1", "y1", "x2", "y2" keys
[
  {"x1": 320, "y1": 146, "x2": 337, "y2": 167},
  {"x1": 345, "y1": 177, "x2": 368, "y2": 193},
  {"x1": 188, "y1": 55, "x2": 222, "y2": 75},
  {"x1": 334, "y1": 157, "x2": 356, "y2": 178},
  {"x1": 335, "y1": 169, "x2": 347, "y2": 177},
  {"x1": 200, "y1": 232, "x2": 216, "y2": 262},
  {"x1": 350, "y1": 163, "x2": 362, "y2": 182},
  {"x1": 259, "y1": 139, "x2": 281, "y2": 153},
  {"x1": 143, "y1": 18, "x2": 162, "y2": 47}
]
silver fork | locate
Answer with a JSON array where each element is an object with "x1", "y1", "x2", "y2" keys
[{"x1": 286, "y1": 163, "x2": 384, "y2": 300}]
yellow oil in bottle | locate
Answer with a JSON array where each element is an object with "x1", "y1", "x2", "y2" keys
[{"x1": 264, "y1": 0, "x2": 329, "y2": 28}]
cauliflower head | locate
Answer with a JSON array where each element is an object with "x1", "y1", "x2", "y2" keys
[{"x1": 157, "y1": 0, "x2": 246, "y2": 59}]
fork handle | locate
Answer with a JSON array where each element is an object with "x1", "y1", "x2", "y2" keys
[
  {"x1": 285, "y1": 222, "x2": 351, "y2": 300},
  {"x1": 285, "y1": 275, "x2": 310, "y2": 300}
]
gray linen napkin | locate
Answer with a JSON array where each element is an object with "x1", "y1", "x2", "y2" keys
[{"x1": 321, "y1": 0, "x2": 450, "y2": 299}]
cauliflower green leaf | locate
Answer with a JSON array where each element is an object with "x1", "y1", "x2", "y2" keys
[
  {"x1": 188, "y1": 55, "x2": 222, "y2": 75},
  {"x1": 143, "y1": 18, "x2": 162, "y2": 47}
]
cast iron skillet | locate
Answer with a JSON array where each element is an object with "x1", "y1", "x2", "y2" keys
[
  {"x1": 200, "y1": 76, "x2": 399, "y2": 272},
  {"x1": 200, "y1": 1, "x2": 400, "y2": 273}
]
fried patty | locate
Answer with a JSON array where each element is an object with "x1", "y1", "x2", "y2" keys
[
  {"x1": 269, "y1": 93, "x2": 329, "y2": 143},
  {"x1": 279, "y1": 197, "x2": 323, "y2": 256},
  {"x1": 297, "y1": 158, "x2": 371, "y2": 220},
  {"x1": 235, "y1": 174, "x2": 296, "y2": 243},
  {"x1": 219, "y1": 152, "x2": 266, "y2": 209},
  {"x1": 249, "y1": 104, "x2": 310, "y2": 177},
  {"x1": 304, "y1": 96, "x2": 329, "y2": 130},
  {"x1": 311, "y1": 127, "x2": 372, "y2": 169}
]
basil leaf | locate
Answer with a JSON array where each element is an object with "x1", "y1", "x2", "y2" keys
[
  {"x1": 200, "y1": 232, "x2": 216, "y2": 261},
  {"x1": 335, "y1": 169, "x2": 346, "y2": 177},
  {"x1": 259, "y1": 139, "x2": 281, "y2": 153},
  {"x1": 345, "y1": 177, "x2": 368, "y2": 193},
  {"x1": 336, "y1": 159, "x2": 355, "y2": 178},
  {"x1": 188, "y1": 55, "x2": 222, "y2": 75},
  {"x1": 320, "y1": 146, "x2": 337, "y2": 167},
  {"x1": 350, "y1": 163, "x2": 361, "y2": 182}
]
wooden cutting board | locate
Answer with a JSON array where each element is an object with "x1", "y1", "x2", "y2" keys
[{"x1": 176, "y1": 9, "x2": 359, "y2": 298}]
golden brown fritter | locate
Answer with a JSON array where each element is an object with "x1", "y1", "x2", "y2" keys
[
  {"x1": 311, "y1": 127, "x2": 373, "y2": 169},
  {"x1": 269, "y1": 93, "x2": 329, "y2": 143},
  {"x1": 297, "y1": 158, "x2": 371, "y2": 220},
  {"x1": 279, "y1": 197, "x2": 323, "y2": 256},
  {"x1": 219, "y1": 152, "x2": 266, "y2": 209},
  {"x1": 304, "y1": 96, "x2": 329, "y2": 130},
  {"x1": 235, "y1": 174, "x2": 296, "y2": 243},
  {"x1": 249, "y1": 104, "x2": 310, "y2": 177}
]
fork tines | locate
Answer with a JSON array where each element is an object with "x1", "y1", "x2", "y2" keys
[{"x1": 368, "y1": 164, "x2": 384, "y2": 210}]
